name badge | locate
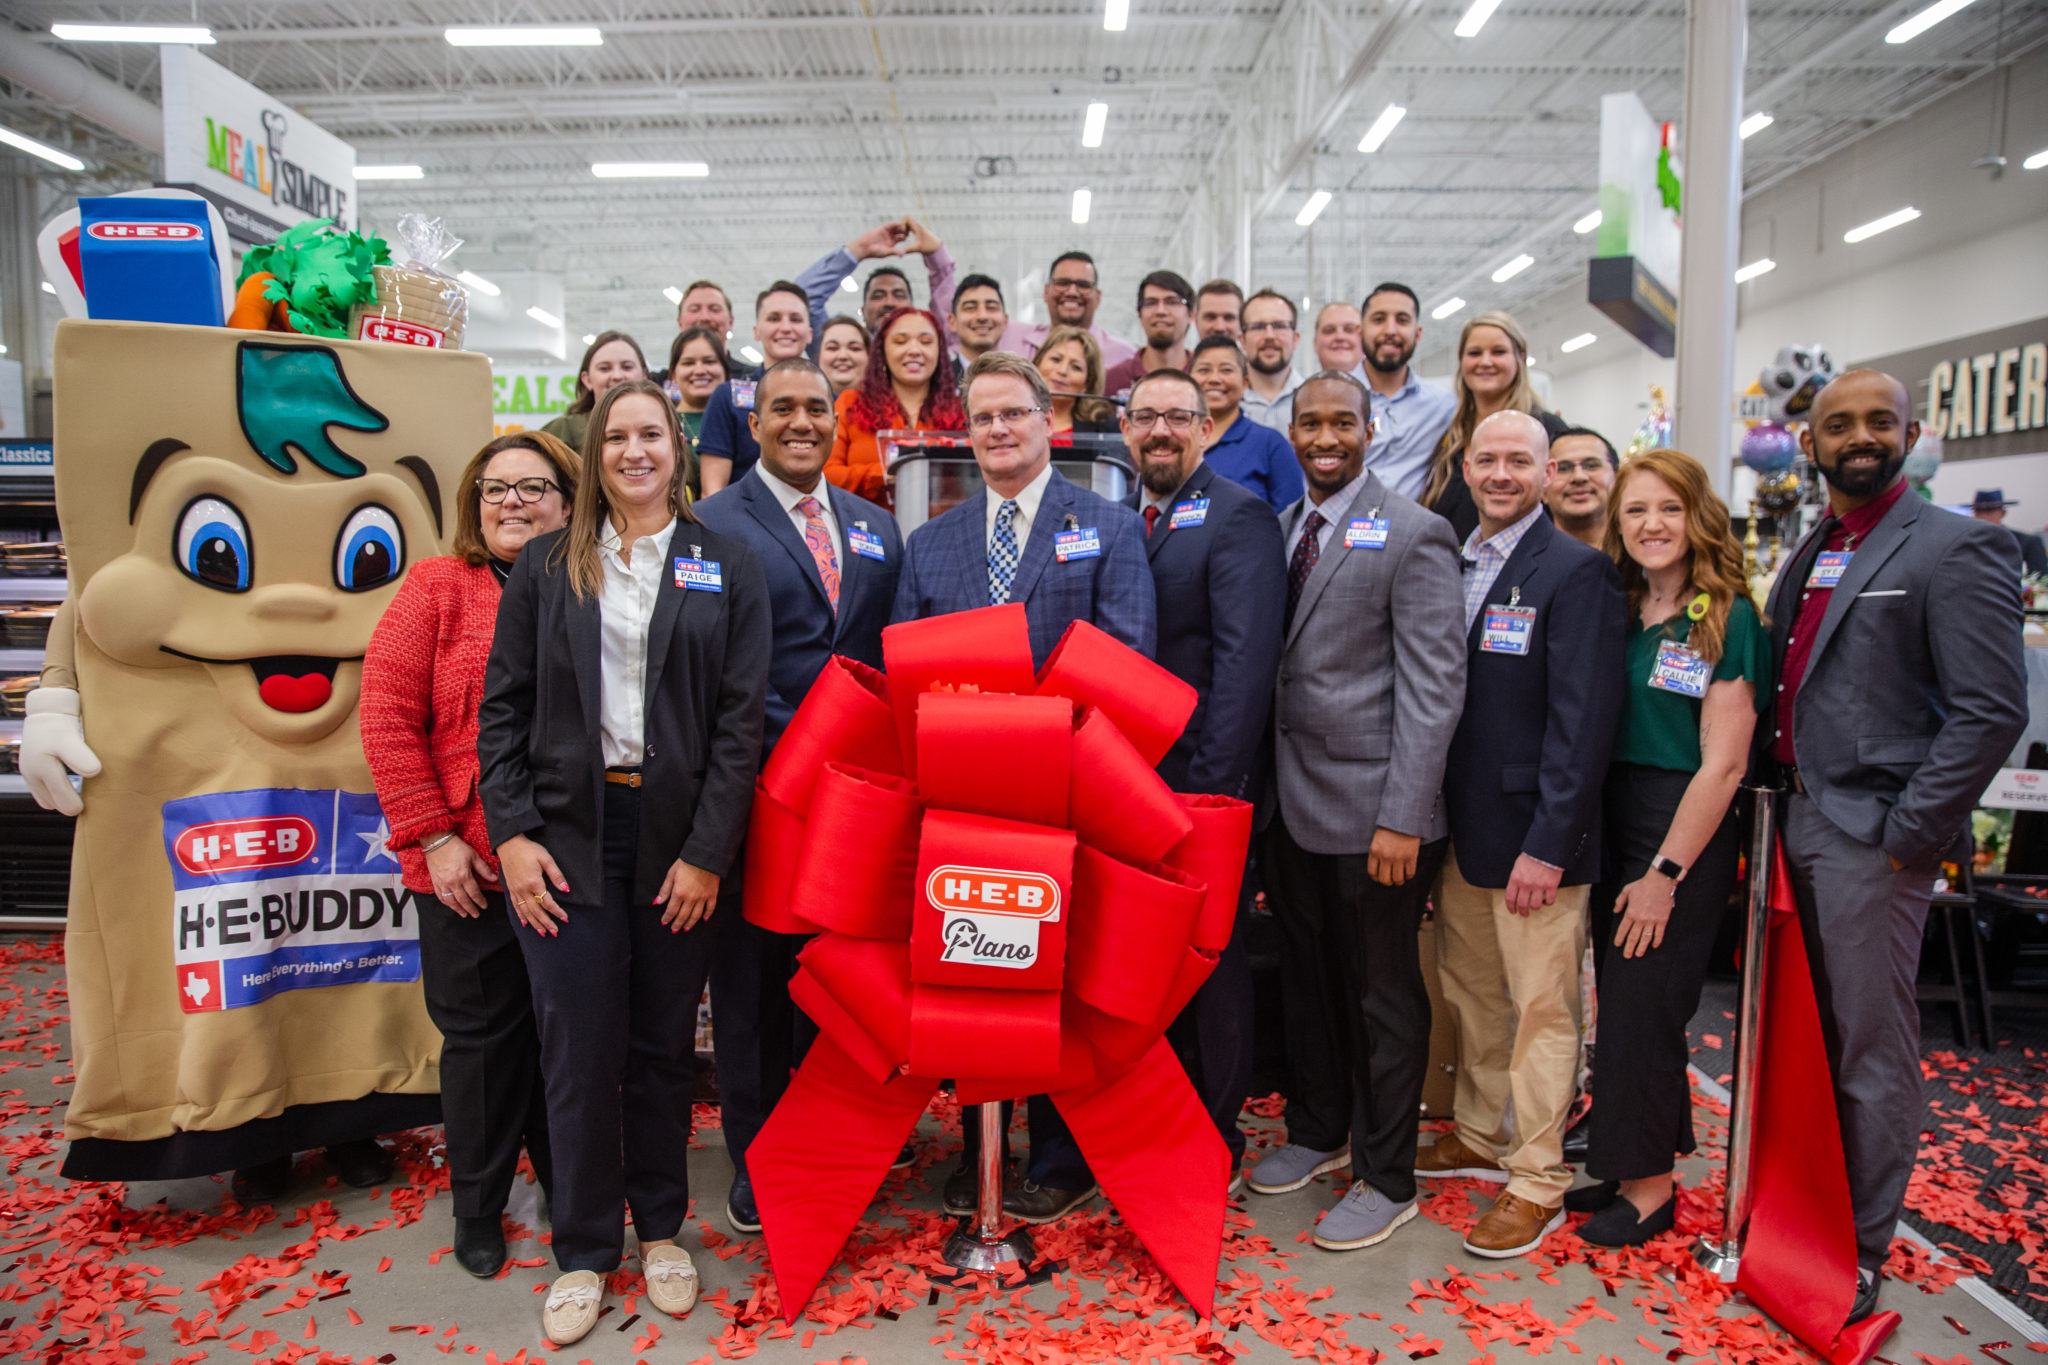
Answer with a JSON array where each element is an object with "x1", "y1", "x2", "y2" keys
[
  {"x1": 674, "y1": 557, "x2": 723, "y2": 591},
  {"x1": 1648, "y1": 639, "x2": 1711, "y2": 698},
  {"x1": 1170, "y1": 497, "x2": 1209, "y2": 530},
  {"x1": 1480, "y1": 605, "x2": 1536, "y2": 655},
  {"x1": 1808, "y1": 550, "x2": 1852, "y2": 589},
  {"x1": 730, "y1": 380, "x2": 757, "y2": 411},
  {"x1": 847, "y1": 526, "x2": 886, "y2": 561},
  {"x1": 1055, "y1": 528, "x2": 1102, "y2": 562},
  {"x1": 1344, "y1": 517, "x2": 1390, "y2": 549}
]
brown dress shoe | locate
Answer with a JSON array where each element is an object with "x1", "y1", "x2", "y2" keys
[
  {"x1": 1462, "y1": 1190, "x2": 1565, "y2": 1258},
  {"x1": 1412, "y1": 1132, "x2": 1508, "y2": 1183}
]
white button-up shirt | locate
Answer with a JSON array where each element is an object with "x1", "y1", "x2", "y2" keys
[
  {"x1": 597, "y1": 517, "x2": 676, "y2": 767},
  {"x1": 985, "y1": 459, "x2": 1056, "y2": 552}
]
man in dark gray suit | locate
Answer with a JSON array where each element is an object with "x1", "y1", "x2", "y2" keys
[
  {"x1": 1765, "y1": 370, "x2": 2026, "y2": 1322},
  {"x1": 1243, "y1": 372, "x2": 1467, "y2": 1251}
]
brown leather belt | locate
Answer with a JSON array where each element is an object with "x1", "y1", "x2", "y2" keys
[{"x1": 604, "y1": 768, "x2": 644, "y2": 788}]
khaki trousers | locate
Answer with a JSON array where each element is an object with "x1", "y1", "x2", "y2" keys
[{"x1": 1433, "y1": 846, "x2": 1589, "y2": 1206}]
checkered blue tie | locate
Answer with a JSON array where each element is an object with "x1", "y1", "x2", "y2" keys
[{"x1": 987, "y1": 498, "x2": 1020, "y2": 605}]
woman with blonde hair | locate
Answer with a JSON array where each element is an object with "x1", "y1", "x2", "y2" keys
[
  {"x1": 1566, "y1": 447, "x2": 1768, "y2": 1248},
  {"x1": 1421, "y1": 310, "x2": 1566, "y2": 542},
  {"x1": 1034, "y1": 325, "x2": 1120, "y2": 435}
]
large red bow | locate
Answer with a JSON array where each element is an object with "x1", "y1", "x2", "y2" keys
[{"x1": 742, "y1": 604, "x2": 1251, "y2": 1320}]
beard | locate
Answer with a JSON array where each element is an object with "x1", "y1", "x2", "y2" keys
[
  {"x1": 1249, "y1": 348, "x2": 1291, "y2": 376},
  {"x1": 1139, "y1": 443, "x2": 1187, "y2": 495},
  {"x1": 1817, "y1": 444, "x2": 1906, "y2": 498},
  {"x1": 1365, "y1": 336, "x2": 1415, "y2": 376}
]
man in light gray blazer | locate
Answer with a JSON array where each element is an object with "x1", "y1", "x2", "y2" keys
[
  {"x1": 1764, "y1": 369, "x2": 2027, "y2": 1323},
  {"x1": 1243, "y1": 372, "x2": 1467, "y2": 1251}
]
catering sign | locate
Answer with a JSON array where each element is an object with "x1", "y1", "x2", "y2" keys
[
  {"x1": 159, "y1": 44, "x2": 355, "y2": 239},
  {"x1": 1858, "y1": 316, "x2": 2048, "y2": 463}
]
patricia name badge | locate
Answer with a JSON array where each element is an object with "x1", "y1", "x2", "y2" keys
[
  {"x1": 847, "y1": 526, "x2": 886, "y2": 560},
  {"x1": 1649, "y1": 639, "x2": 1711, "y2": 698},
  {"x1": 1480, "y1": 604, "x2": 1535, "y2": 655},
  {"x1": 674, "y1": 557, "x2": 723, "y2": 591},
  {"x1": 1170, "y1": 497, "x2": 1209, "y2": 530},
  {"x1": 730, "y1": 380, "x2": 757, "y2": 410},
  {"x1": 1808, "y1": 549, "x2": 1852, "y2": 589},
  {"x1": 1055, "y1": 527, "x2": 1103, "y2": 562},
  {"x1": 1344, "y1": 515, "x2": 1390, "y2": 549}
]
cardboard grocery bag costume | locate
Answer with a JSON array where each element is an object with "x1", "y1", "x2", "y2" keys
[{"x1": 45, "y1": 320, "x2": 488, "y2": 1179}]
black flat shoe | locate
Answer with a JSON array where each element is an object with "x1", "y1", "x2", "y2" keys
[
  {"x1": 1563, "y1": 1179, "x2": 1621, "y2": 1214},
  {"x1": 325, "y1": 1138, "x2": 394, "y2": 1188},
  {"x1": 453, "y1": 1214, "x2": 506, "y2": 1277},
  {"x1": 1846, "y1": 1271, "x2": 1882, "y2": 1324},
  {"x1": 726, "y1": 1170, "x2": 761, "y2": 1234},
  {"x1": 231, "y1": 1155, "x2": 292, "y2": 1204},
  {"x1": 1577, "y1": 1194, "x2": 1675, "y2": 1247}
]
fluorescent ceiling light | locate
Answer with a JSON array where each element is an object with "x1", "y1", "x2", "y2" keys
[
  {"x1": 446, "y1": 25, "x2": 602, "y2": 47},
  {"x1": 0, "y1": 124, "x2": 85, "y2": 172},
  {"x1": 353, "y1": 164, "x2": 423, "y2": 181},
  {"x1": 2023, "y1": 148, "x2": 2048, "y2": 171},
  {"x1": 1071, "y1": 188, "x2": 1093, "y2": 225},
  {"x1": 591, "y1": 162, "x2": 707, "y2": 178},
  {"x1": 1103, "y1": 0, "x2": 1130, "y2": 32},
  {"x1": 51, "y1": 23, "x2": 214, "y2": 43},
  {"x1": 1733, "y1": 257, "x2": 1776, "y2": 283},
  {"x1": 1843, "y1": 206, "x2": 1920, "y2": 243},
  {"x1": 582, "y1": 333, "x2": 597, "y2": 345},
  {"x1": 1491, "y1": 253, "x2": 1534, "y2": 283},
  {"x1": 1884, "y1": 0, "x2": 1980, "y2": 45},
  {"x1": 663, "y1": 286, "x2": 684, "y2": 306},
  {"x1": 1739, "y1": 112, "x2": 1774, "y2": 139},
  {"x1": 1431, "y1": 296, "x2": 1465, "y2": 321},
  {"x1": 457, "y1": 270, "x2": 501, "y2": 297},
  {"x1": 1560, "y1": 333, "x2": 1596, "y2": 354},
  {"x1": 1572, "y1": 209, "x2": 1602, "y2": 234},
  {"x1": 1082, "y1": 102, "x2": 1108, "y2": 149},
  {"x1": 525, "y1": 306, "x2": 562, "y2": 329},
  {"x1": 1356, "y1": 103, "x2": 1406, "y2": 155},
  {"x1": 739, "y1": 345, "x2": 764, "y2": 364},
  {"x1": 839, "y1": 276, "x2": 858, "y2": 292},
  {"x1": 1294, "y1": 189, "x2": 1332, "y2": 227},
  {"x1": 1454, "y1": 0, "x2": 1504, "y2": 39}
]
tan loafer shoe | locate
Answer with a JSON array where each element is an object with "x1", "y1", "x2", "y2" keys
[
  {"x1": 1413, "y1": 1131, "x2": 1508, "y2": 1182},
  {"x1": 541, "y1": 1269, "x2": 604, "y2": 1345},
  {"x1": 643, "y1": 1243, "x2": 699, "y2": 1317},
  {"x1": 1462, "y1": 1190, "x2": 1565, "y2": 1258}
]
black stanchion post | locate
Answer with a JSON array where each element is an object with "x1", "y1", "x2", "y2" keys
[{"x1": 940, "y1": 1100, "x2": 1034, "y2": 1278}]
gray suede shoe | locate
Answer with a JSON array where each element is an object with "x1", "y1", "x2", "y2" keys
[
  {"x1": 1312, "y1": 1181, "x2": 1417, "y2": 1251},
  {"x1": 1246, "y1": 1143, "x2": 1350, "y2": 1194}
]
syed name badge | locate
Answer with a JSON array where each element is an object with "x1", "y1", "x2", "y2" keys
[
  {"x1": 1648, "y1": 639, "x2": 1712, "y2": 698},
  {"x1": 1170, "y1": 497, "x2": 1209, "y2": 530},
  {"x1": 926, "y1": 865, "x2": 1062, "y2": 970},
  {"x1": 1344, "y1": 515, "x2": 1390, "y2": 549},
  {"x1": 1055, "y1": 527, "x2": 1103, "y2": 561},
  {"x1": 847, "y1": 526, "x2": 886, "y2": 560},
  {"x1": 1808, "y1": 550, "x2": 1853, "y2": 589},
  {"x1": 165, "y1": 788, "x2": 423, "y2": 1013},
  {"x1": 674, "y1": 557, "x2": 724, "y2": 591},
  {"x1": 1480, "y1": 604, "x2": 1536, "y2": 655}
]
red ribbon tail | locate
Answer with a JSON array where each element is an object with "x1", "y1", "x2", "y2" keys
[
  {"x1": 1829, "y1": 1310, "x2": 1901, "y2": 1365},
  {"x1": 1051, "y1": 1038, "x2": 1226, "y2": 1319},
  {"x1": 749, "y1": 1035, "x2": 933, "y2": 1322}
]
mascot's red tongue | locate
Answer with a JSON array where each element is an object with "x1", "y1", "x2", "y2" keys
[{"x1": 259, "y1": 672, "x2": 333, "y2": 713}]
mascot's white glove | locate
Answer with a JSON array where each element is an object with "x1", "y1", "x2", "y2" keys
[{"x1": 21, "y1": 687, "x2": 100, "y2": 816}]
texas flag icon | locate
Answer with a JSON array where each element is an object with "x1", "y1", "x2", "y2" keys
[{"x1": 178, "y1": 960, "x2": 223, "y2": 1013}]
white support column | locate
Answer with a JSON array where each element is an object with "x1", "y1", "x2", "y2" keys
[{"x1": 1673, "y1": 0, "x2": 1747, "y2": 491}]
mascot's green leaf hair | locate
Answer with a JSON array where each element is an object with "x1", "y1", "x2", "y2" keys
[{"x1": 236, "y1": 342, "x2": 389, "y2": 478}]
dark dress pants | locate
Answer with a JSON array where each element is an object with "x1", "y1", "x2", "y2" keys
[
  {"x1": 709, "y1": 866, "x2": 812, "y2": 1181},
  {"x1": 1584, "y1": 764, "x2": 1739, "y2": 1182},
  {"x1": 957, "y1": 1096, "x2": 1094, "y2": 1190},
  {"x1": 419, "y1": 885, "x2": 553, "y2": 1219},
  {"x1": 1166, "y1": 860, "x2": 1255, "y2": 1168},
  {"x1": 1262, "y1": 814, "x2": 1446, "y2": 1204},
  {"x1": 517, "y1": 787, "x2": 716, "y2": 1272}
]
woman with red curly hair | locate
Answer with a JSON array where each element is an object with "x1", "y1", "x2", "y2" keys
[{"x1": 824, "y1": 305, "x2": 965, "y2": 508}]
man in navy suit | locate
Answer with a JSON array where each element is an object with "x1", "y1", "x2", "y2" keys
[
  {"x1": 1119, "y1": 367, "x2": 1285, "y2": 1187},
  {"x1": 695, "y1": 357, "x2": 902, "y2": 1234},
  {"x1": 1419, "y1": 410, "x2": 1625, "y2": 1260},
  {"x1": 892, "y1": 349, "x2": 1156, "y2": 1223}
]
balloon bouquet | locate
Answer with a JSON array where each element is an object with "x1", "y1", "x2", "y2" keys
[{"x1": 1740, "y1": 344, "x2": 1836, "y2": 585}]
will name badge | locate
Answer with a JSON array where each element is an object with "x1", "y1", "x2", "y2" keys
[
  {"x1": 674, "y1": 557, "x2": 723, "y2": 591},
  {"x1": 1480, "y1": 604, "x2": 1536, "y2": 655},
  {"x1": 730, "y1": 379, "x2": 757, "y2": 410},
  {"x1": 1055, "y1": 527, "x2": 1103, "y2": 562},
  {"x1": 847, "y1": 525, "x2": 886, "y2": 560},
  {"x1": 1170, "y1": 497, "x2": 1209, "y2": 530},
  {"x1": 1808, "y1": 549, "x2": 1853, "y2": 589},
  {"x1": 1648, "y1": 639, "x2": 1712, "y2": 698},
  {"x1": 1343, "y1": 516, "x2": 1390, "y2": 550}
]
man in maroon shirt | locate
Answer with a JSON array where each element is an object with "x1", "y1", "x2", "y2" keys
[{"x1": 1760, "y1": 369, "x2": 2026, "y2": 1323}]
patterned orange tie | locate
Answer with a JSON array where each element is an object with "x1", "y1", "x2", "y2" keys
[{"x1": 798, "y1": 496, "x2": 840, "y2": 614}]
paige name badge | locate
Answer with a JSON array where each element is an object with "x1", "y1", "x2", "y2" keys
[
  {"x1": 1808, "y1": 550, "x2": 1852, "y2": 589},
  {"x1": 928, "y1": 865, "x2": 1061, "y2": 970},
  {"x1": 164, "y1": 788, "x2": 424, "y2": 1013},
  {"x1": 1343, "y1": 516, "x2": 1390, "y2": 549},
  {"x1": 730, "y1": 379, "x2": 757, "y2": 410},
  {"x1": 674, "y1": 557, "x2": 723, "y2": 591},
  {"x1": 847, "y1": 526, "x2": 886, "y2": 560},
  {"x1": 1481, "y1": 605, "x2": 1536, "y2": 655},
  {"x1": 1170, "y1": 497, "x2": 1209, "y2": 530},
  {"x1": 1649, "y1": 639, "x2": 1712, "y2": 698},
  {"x1": 1055, "y1": 527, "x2": 1102, "y2": 562}
]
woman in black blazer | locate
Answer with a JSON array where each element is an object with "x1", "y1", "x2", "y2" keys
[{"x1": 478, "y1": 379, "x2": 769, "y2": 1347}]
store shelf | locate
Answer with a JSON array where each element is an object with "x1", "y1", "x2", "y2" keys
[
  {"x1": 0, "y1": 649, "x2": 42, "y2": 672},
  {"x1": 0, "y1": 576, "x2": 65, "y2": 601}
]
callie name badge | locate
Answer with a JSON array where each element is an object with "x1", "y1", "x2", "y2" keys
[
  {"x1": 1170, "y1": 497, "x2": 1209, "y2": 530},
  {"x1": 1648, "y1": 639, "x2": 1712, "y2": 698},
  {"x1": 1343, "y1": 516, "x2": 1390, "y2": 549},
  {"x1": 927, "y1": 865, "x2": 1062, "y2": 970},
  {"x1": 847, "y1": 526, "x2": 886, "y2": 560},
  {"x1": 1054, "y1": 528, "x2": 1103, "y2": 562},
  {"x1": 673, "y1": 557, "x2": 723, "y2": 591}
]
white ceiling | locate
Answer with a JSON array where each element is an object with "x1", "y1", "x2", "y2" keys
[{"x1": 5, "y1": 1, "x2": 2045, "y2": 358}]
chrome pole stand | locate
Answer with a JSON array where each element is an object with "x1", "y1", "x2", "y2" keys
[
  {"x1": 940, "y1": 1101, "x2": 1034, "y2": 1278},
  {"x1": 1695, "y1": 786, "x2": 1779, "y2": 1283}
]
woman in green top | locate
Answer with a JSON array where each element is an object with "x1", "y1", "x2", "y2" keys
[
  {"x1": 666, "y1": 325, "x2": 730, "y2": 453},
  {"x1": 543, "y1": 331, "x2": 648, "y2": 456},
  {"x1": 1573, "y1": 447, "x2": 1769, "y2": 1248}
]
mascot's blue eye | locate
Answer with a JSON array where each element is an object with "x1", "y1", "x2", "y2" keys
[
  {"x1": 335, "y1": 505, "x2": 405, "y2": 592},
  {"x1": 175, "y1": 497, "x2": 252, "y2": 592}
]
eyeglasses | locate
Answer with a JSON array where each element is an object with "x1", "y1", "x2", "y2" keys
[
  {"x1": 1243, "y1": 320, "x2": 1295, "y2": 335},
  {"x1": 967, "y1": 406, "x2": 1046, "y2": 431},
  {"x1": 1124, "y1": 408, "x2": 1204, "y2": 432},
  {"x1": 1140, "y1": 294, "x2": 1190, "y2": 311},
  {"x1": 1553, "y1": 457, "x2": 1614, "y2": 476},
  {"x1": 1047, "y1": 276, "x2": 1099, "y2": 293},
  {"x1": 478, "y1": 477, "x2": 563, "y2": 504}
]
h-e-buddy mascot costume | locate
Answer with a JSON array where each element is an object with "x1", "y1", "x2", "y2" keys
[{"x1": 24, "y1": 320, "x2": 489, "y2": 1180}]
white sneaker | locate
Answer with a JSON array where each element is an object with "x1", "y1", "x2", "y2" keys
[
  {"x1": 541, "y1": 1269, "x2": 604, "y2": 1345},
  {"x1": 643, "y1": 1243, "x2": 699, "y2": 1317}
]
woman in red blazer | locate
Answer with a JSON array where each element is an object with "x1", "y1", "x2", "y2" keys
[{"x1": 361, "y1": 431, "x2": 579, "y2": 1279}]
